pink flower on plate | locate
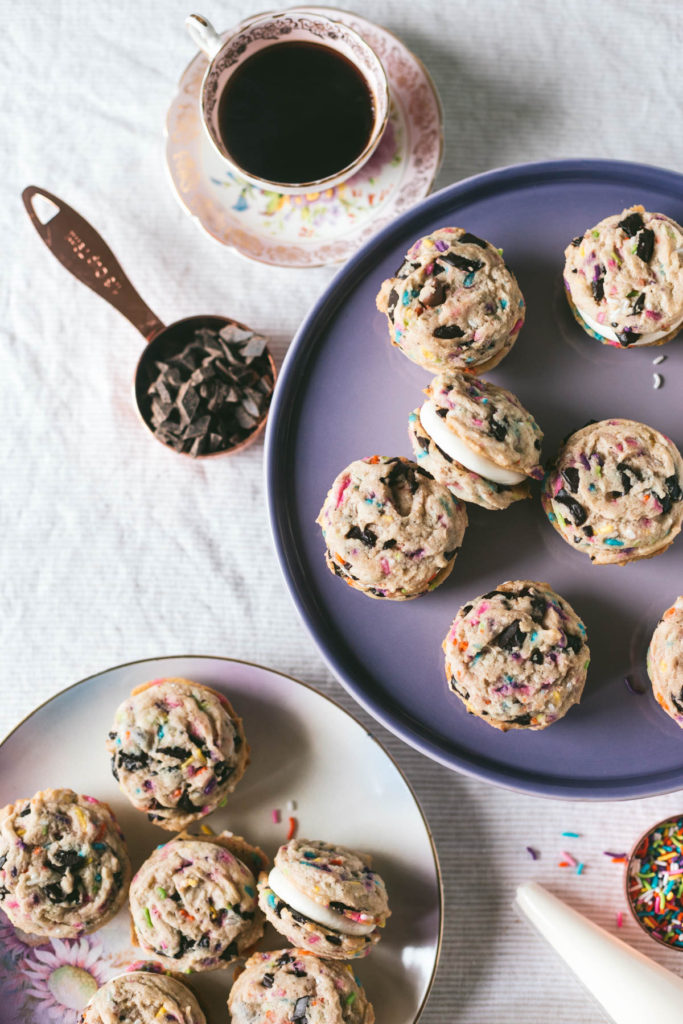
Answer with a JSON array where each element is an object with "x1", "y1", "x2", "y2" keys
[{"x1": 20, "y1": 937, "x2": 112, "y2": 1023}]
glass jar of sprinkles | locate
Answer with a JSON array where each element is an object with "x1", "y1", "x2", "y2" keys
[{"x1": 626, "y1": 814, "x2": 683, "y2": 950}]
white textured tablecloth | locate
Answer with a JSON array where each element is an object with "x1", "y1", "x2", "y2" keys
[{"x1": 3, "y1": 1, "x2": 683, "y2": 1020}]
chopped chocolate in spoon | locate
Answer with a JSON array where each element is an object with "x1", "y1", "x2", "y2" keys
[{"x1": 147, "y1": 323, "x2": 274, "y2": 456}]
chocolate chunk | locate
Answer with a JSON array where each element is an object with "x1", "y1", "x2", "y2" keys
[
  {"x1": 462, "y1": 604, "x2": 473, "y2": 615},
  {"x1": 387, "y1": 288, "x2": 399, "y2": 316},
  {"x1": 0, "y1": 855, "x2": 6, "y2": 869},
  {"x1": 618, "y1": 211, "x2": 644, "y2": 237},
  {"x1": 157, "y1": 745, "x2": 191, "y2": 761},
  {"x1": 489, "y1": 418, "x2": 508, "y2": 442},
  {"x1": 555, "y1": 488, "x2": 587, "y2": 526},
  {"x1": 422, "y1": 280, "x2": 446, "y2": 307},
  {"x1": 213, "y1": 761, "x2": 235, "y2": 785},
  {"x1": 561, "y1": 467, "x2": 580, "y2": 493},
  {"x1": 293, "y1": 996, "x2": 310, "y2": 1020},
  {"x1": 632, "y1": 292, "x2": 646, "y2": 315},
  {"x1": 565, "y1": 632, "x2": 583, "y2": 654},
  {"x1": 616, "y1": 328, "x2": 641, "y2": 347},
  {"x1": 117, "y1": 751, "x2": 149, "y2": 772},
  {"x1": 439, "y1": 252, "x2": 483, "y2": 274},
  {"x1": 45, "y1": 881, "x2": 80, "y2": 905},
  {"x1": 582, "y1": 525, "x2": 594, "y2": 537},
  {"x1": 176, "y1": 790, "x2": 198, "y2": 814},
  {"x1": 51, "y1": 849, "x2": 82, "y2": 869},
  {"x1": 458, "y1": 232, "x2": 488, "y2": 249},
  {"x1": 591, "y1": 275, "x2": 604, "y2": 303},
  {"x1": 345, "y1": 525, "x2": 378, "y2": 548},
  {"x1": 198, "y1": 934, "x2": 210, "y2": 949},
  {"x1": 665, "y1": 475, "x2": 683, "y2": 505},
  {"x1": 325, "y1": 933, "x2": 342, "y2": 945},
  {"x1": 394, "y1": 259, "x2": 420, "y2": 278},
  {"x1": 636, "y1": 228, "x2": 655, "y2": 262},
  {"x1": 570, "y1": 236, "x2": 583, "y2": 247},
  {"x1": 433, "y1": 324, "x2": 465, "y2": 339},
  {"x1": 261, "y1": 973, "x2": 274, "y2": 988},
  {"x1": 530, "y1": 648, "x2": 544, "y2": 665},
  {"x1": 382, "y1": 538, "x2": 397, "y2": 549},
  {"x1": 510, "y1": 713, "x2": 532, "y2": 726},
  {"x1": 218, "y1": 940, "x2": 238, "y2": 961},
  {"x1": 444, "y1": 548, "x2": 459, "y2": 561},
  {"x1": 672, "y1": 690, "x2": 683, "y2": 715},
  {"x1": 276, "y1": 952, "x2": 294, "y2": 965},
  {"x1": 19, "y1": 805, "x2": 31, "y2": 817},
  {"x1": 492, "y1": 620, "x2": 526, "y2": 651}
]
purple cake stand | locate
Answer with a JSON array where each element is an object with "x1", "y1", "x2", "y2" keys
[{"x1": 266, "y1": 159, "x2": 683, "y2": 799}]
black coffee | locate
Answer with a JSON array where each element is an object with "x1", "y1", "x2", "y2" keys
[{"x1": 217, "y1": 42, "x2": 375, "y2": 185}]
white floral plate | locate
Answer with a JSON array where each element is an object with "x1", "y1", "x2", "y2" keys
[
  {"x1": 0, "y1": 656, "x2": 441, "y2": 1024},
  {"x1": 164, "y1": 8, "x2": 443, "y2": 267}
]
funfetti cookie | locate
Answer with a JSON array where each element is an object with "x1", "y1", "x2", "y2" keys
[
  {"x1": 228, "y1": 949, "x2": 375, "y2": 1024},
  {"x1": 106, "y1": 677, "x2": 248, "y2": 831},
  {"x1": 542, "y1": 418, "x2": 683, "y2": 565},
  {"x1": 129, "y1": 831, "x2": 266, "y2": 972},
  {"x1": 443, "y1": 580, "x2": 590, "y2": 732},
  {"x1": 0, "y1": 788, "x2": 130, "y2": 940},
  {"x1": 648, "y1": 597, "x2": 683, "y2": 726},
  {"x1": 409, "y1": 371, "x2": 543, "y2": 510},
  {"x1": 317, "y1": 455, "x2": 467, "y2": 600},
  {"x1": 79, "y1": 971, "x2": 206, "y2": 1024},
  {"x1": 564, "y1": 205, "x2": 683, "y2": 348},
  {"x1": 376, "y1": 226, "x2": 525, "y2": 373},
  {"x1": 257, "y1": 838, "x2": 390, "y2": 960}
]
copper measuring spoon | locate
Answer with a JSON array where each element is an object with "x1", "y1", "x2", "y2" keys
[{"x1": 22, "y1": 186, "x2": 276, "y2": 457}]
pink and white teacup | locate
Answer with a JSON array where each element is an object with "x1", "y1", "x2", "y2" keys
[{"x1": 185, "y1": 10, "x2": 389, "y2": 195}]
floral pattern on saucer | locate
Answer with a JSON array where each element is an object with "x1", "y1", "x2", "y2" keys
[{"x1": 165, "y1": 8, "x2": 443, "y2": 267}]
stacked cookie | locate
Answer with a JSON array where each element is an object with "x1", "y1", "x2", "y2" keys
[
  {"x1": 1, "y1": 676, "x2": 388, "y2": 1024},
  {"x1": 317, "y1": 208, "x2": 683, "y2": 732}
]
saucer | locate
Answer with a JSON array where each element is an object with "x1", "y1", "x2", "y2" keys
[{"x1": 165, "y1": 8, "x2": 443, "y2": 268}]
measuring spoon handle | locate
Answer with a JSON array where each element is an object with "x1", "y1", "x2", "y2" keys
[{"x1": 22, "y1": 186, "x2": 165, "y2": 341}]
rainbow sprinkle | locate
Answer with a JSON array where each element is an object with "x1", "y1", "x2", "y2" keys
[{"x1": 627, "y1": 816, "x2": 683, "y2": 948}]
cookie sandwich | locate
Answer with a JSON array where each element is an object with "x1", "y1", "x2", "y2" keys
[
  {"x1": 542, "y1": 418, "x2": 683, "y2": 564},
  {"x1": 409, "y1": 370, "x2": 543, "y2": 510},
  {"x1": 0, "y1": 788, "x2": 130, "y2": 940},
  {"x1": 107, "y1": 677, "x2": 248, "y2": 830},
  {"x1": 564, "y1": 205, "x2": 683, "y2": 348},
  {"x1": 257, "y1": 838, "x2": 390, "y2": 959},
  {"x1": 376, "y1": 226, "x2": 525, "y2": 373},
  {"x1": 443, "y1": 580, "x2": 590, "y2": 731}
]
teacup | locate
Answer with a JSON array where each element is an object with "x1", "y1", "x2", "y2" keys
[{"x1": 185, "y1": 10, "x2": 389, "y2": 195}]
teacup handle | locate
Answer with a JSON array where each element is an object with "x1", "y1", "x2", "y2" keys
[{"x1": 185, "y1": 14, "x2": 224, "y2": 59}]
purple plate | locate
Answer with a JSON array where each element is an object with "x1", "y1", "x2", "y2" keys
[{"x1": 265, "y1": 159, "x2": 683, "y2": 799}]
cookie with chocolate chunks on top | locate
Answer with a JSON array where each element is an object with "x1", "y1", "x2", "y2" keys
[
  {"x1": 0, "y1": 788, "x2": 130, "y2": 941},
  {"x1": 376, "y1": 226, "x2": 525, "y2": 374},
  {"x1": 563, "y1": 205, "x2": 683, "y2": 348},
  {"x1": 106, "y1": 677, "x2": 248, "y2": 831},
  {"x1": 79, "y1": 970, "x2": 206, "y2": 1024},
  {"x1": 542, "y1": 418, "x2": 683, "y2": 565},
  {"x1": 443, "y1": 581, "x2": 590, "y2": 731},
  {"x1": 129, "y1": 830, "x2": 267, "y2": 972},
  {"x1": 229, "y1": 949, "x2": 375, "y2": 1024},
  {"x1": 317, "y1": 455, "x2": 467, "y2": 600}
]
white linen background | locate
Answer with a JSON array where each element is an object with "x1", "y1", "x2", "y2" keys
[{"x1": 2, "y1": 1, "x2": 683, "y2": 1020}]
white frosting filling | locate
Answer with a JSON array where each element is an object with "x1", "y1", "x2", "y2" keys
[
  {"x1": 576, "y1": 304, "x2": 683, "y2": 346},
  {"x1": 419, "y1": 401, "x2": 526, "y2": 486},
  {"x1": 267, "y1": 867, "x2": 376, "y2": 936}
]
